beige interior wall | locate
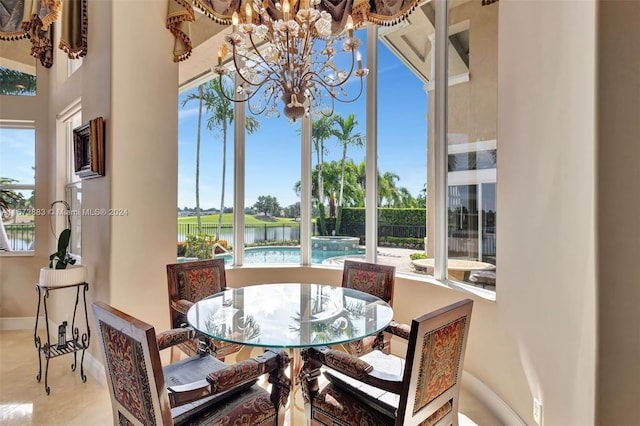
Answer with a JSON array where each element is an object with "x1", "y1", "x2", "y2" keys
[
  {"x1": 497, "y1": 1, "x2": 597, "y2": 424},
  {"x1": 595, "y1": 0, "x2": 640, "y2": 422},
  {"x1": 106, "y1": 0, "x2": 178, "y2": 333}
]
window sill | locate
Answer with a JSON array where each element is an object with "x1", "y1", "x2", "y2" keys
[
  {"x1": 396, "y1": 270, "x2": 496, "y2": 302},
  {"x1": 0, "y1": 251, "x2": 35, "y2": 257}
]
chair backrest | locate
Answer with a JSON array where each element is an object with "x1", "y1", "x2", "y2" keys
[
  {"x1": 167, "y1": 259, "x2": 227, "y2": 327},
  {"x1": 92, "y1": 301, "x2": 173, "y2": 426},
  {"x1": 341, "y1": 260, "x2": 395, "y2": 304},
  {"x1": 396, "y1": 299, "x2": 473, "y2": 426}
]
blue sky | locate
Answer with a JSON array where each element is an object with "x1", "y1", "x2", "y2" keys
[
  {"x1": 178, "y1": 36, "x2": 428, "y2": 210},
  {"x1": 0, "y1": 128, "x2": 35, "y2": 192}
]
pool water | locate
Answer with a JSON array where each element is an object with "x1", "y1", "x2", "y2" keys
[{"x1": 217, "y1": 246, "x2": 365, "y2": 265}]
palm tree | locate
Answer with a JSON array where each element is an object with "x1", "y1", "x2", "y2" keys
[
  {"x1": 330, "y1": 113, "x2": 363, "y2": 232},
  {"x1": 331, "y1": 114, "x2": 363, "y2": 210},
  {"x1": 0, "y1": 67, "x2": 36, "y2": 95},
  {"x1": 181, "y1": 84, "x2": 205, "y2": 232},
  {"x1": 306, "y1": 115, "x2": 336, "y2": 235},
  {"x1": 201, "y1": 79, "x2": 259, "y2": 240}
]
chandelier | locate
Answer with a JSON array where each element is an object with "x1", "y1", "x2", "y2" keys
[{"x1": 212, "y1": 0, "x2": 369, "y2": 121}]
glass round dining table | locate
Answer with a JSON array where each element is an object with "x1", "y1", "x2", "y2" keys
[{"x1": 186, "y1": 283, "x2": 394, "y2": 349}]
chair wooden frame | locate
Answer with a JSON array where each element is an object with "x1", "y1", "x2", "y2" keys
[
  {"x1": 166, "y1": 259, "x2": 242, "y2": 360},
  {"x1": 340, "y1": 260, "x2": 396, "y2": 356},
  {"x1": 300, "y1": 299, "x2": 473, "y2": 426},
  {"x1": 93, "y1": 301, "x2": 290, "y2": 425}
]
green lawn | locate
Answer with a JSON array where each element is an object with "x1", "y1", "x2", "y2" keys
[{"x1": 178, "y1": 213, "x2": 298, "y2": 225}]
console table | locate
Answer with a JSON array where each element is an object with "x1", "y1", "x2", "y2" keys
[{"x1": 34, "y1": 282, "x2": 90, "y2": 395}]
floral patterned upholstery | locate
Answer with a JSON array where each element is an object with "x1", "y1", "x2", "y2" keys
[
  {"x1": 414, "y1": 317, "x2": 466, "y2": 413},
  {"x1": 167, "y1": 259, "x2": 242, "y2": 360},
  {"x1": 176, "y1": 267, "x2": 223, "y2": 302},
  {"x1": 99, "y1": 322, "x2": 157, "y2": 425},
  {"x1": 342, "y1": 260, "x2": 395, "y2": 303},
  {"x1": 311, "y1": 386, "x2": 452, "y2": 426},
  {"x1": 340, "y1": 260, "x2": 396, "y2": 357},
  {"x1": 300, "y1": 299, "x2": 473, "y2": 426},
  {"x1": 93, "y1": 302, "x2": 289, "y2": 426}
]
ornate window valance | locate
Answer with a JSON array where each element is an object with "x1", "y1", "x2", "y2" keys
[
  {"x1": 0, "y1": 0, "x2": 87, "y2": 68},
  {"x1": 167, "y1": 0, "x2": 497, "y2": 63}
]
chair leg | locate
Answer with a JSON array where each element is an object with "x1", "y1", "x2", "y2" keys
[{"x1": 170, "y1": 345, "x2": 180, "y2": 363}]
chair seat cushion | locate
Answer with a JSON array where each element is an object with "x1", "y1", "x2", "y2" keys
[
  {"x1": 313, "y1": 384, "x2": 394, "y2": 426},
  {"x1": 323, "y1": 350, "x2": 404, "y2": 418},
  {"x1": 183, "y1": 385, "x2": 276, "y2": 426},
  {"x1": 313, "y1": 384, "x2": 452, "y2": 426},
  {"x1": 166, "y1": 354, "x2": 258, "y2": 424}
]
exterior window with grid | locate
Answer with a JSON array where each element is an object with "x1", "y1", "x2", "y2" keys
[{"x1": 0, "y1": 123, "x2": 36, "y2": 252}]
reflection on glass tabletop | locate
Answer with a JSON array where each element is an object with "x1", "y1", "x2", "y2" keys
[{"x1": 186, "y1": 283, "x2": 394, "y2": 348}]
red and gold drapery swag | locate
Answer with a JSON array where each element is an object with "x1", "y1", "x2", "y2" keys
[
  {"x1": 167, "y1": 0, "x2": 496, "y2": 63},
  {"x1": 0, "y1": 0, "x2": 87, "y2": 68}
]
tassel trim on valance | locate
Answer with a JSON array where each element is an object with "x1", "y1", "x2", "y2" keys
[
  {"x1": 190, "y1": 0, "x2": 235, "y2": 25},
  {"x1": 59, "y1": 0, "x2": 88, "y2": 59},
  {"x1": 39, "y1": 0, "x2": 62, "y2": 31},
  {"x1": 167, "y1": 0, "x2": 196, "y2": 62},
  {"x1": 168, "y1": 0, "x2": 497, "y2": 62}
]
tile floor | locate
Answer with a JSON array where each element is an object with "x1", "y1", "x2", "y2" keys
[{"x1": 0, "y1": 329, "x2": 503, "y2": 425}]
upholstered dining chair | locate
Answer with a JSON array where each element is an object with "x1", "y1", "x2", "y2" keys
[
  {"x1": 167, "y1": 258, "x2": 242, "y2": 361},
  {"x1": 339, "y1": 260, "x2": 396, "y2": 356},
  {"x1": 93, "y1": 301, "x2": 290, "y2": 426},
  {"x1": 300, "y1": 299, "x2": 473, "y2": 426}
]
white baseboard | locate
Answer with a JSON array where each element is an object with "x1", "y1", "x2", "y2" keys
[
  {"x1": 1, "y1": 316, "x2": 43, "y2": 330},
  {"x1": 462, "y1": 370, "x2": 526, "y2": 426},
  {"x1": 2, "y1": 316, "x2": 107, "y2": 387}
]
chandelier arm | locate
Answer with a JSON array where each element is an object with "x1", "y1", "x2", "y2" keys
[
  {"x1": 230, "y1": 48, "x2": 277, "y2": 89},
  {"x1": 306, "y1": 74, "x2": 365, "y2": 104},
  {"x1": 246, "y1": 33, "x2": 282, "y2": 81},
  {"x1": 300, "y1": 48, "x2": 357, "y2": 89},
  {"x1": 249, "y1": 84, "x2": 280, "y2": 116},
  {"x1": 215, "y1": 73, "x2": 280, "y2": 105}
]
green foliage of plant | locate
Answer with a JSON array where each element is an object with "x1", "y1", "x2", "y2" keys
[
  {"x1": 183, "y1": 234, "x2": 215, "y2": 260},
  {"x1": 409, "y1": 252, "x2": 427, "y2": 260},
  {"x1": 0, "y1": 67, "x2": 36, "y2": 95},
  {"x1": 339, "y1": 207, "x2": 426, "y2": 233},
  {"x1": 49, "y1": 229, "x2": 77, "y2": 269},
  {"x1": 378, "y1": 236, "x2": 423, "y2": 250}
]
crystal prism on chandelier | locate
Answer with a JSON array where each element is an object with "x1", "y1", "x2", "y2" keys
[{"x1": 212, "y1": 0, "x2": 369, "y2": 121}]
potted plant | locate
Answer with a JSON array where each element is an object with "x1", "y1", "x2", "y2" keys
[{"x1": 38, "y1": 202, "x2": 87, "y2": 287}]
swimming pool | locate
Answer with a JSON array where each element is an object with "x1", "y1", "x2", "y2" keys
[{"x1": 216, "y1": 246, "x2": 365, "y2": 265}]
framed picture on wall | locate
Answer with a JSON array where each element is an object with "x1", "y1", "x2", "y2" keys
[{"x1": 73, "y1": 117, "x2": 105, "y2": 179}]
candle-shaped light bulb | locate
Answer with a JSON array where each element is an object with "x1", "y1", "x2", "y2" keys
[
  {"x1": 217, "y1": 49, "x2": 223, "y2": 66},
  {"x1": 283, "y1": 0, "x2": 290, "y2": 20},
  {"x1": 356, "y1": 51, "x2": 362, "y2": 69},
  {"x1": 232, "y1": 11, "x2": 239, "y2": 31},
  {"x1": 245, "y1": 3, "x2": 252, "y2": 22},
  {"x1": 346, "y1": 15, "x2": 354, "y2": 38}
]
